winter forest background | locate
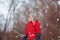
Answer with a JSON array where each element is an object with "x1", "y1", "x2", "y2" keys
[{"x1": 0, "y1": 0, "x2": 60, "y2": 40}]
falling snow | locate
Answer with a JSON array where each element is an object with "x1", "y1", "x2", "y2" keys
[
  {"x1": 46, "y1": 23, "x2": 48, "y2": 27},
  {"x1": 57, "y1": 18, "x2": 59, "y2": 21},
  {"x1": 0, "y1": 0, "x2": 60, "y2": 40}
]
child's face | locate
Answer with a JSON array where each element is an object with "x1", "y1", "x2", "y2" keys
[{"x1": 28, "y1": 15, "x2": 34, "y2": 21}]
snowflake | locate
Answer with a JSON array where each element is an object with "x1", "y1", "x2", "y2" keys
[
  {"x1": 35, "y1": 6, "x2": 38, "y2": 8},
  {"x1": 57, "y1": 18, "x2": 59, "y2": 21},
  {"x1": 46, "y1": 5, "x2": 49, "y2": 9},
  {"x1": 39, "y1": 13, "x2": 44, "y2": 18},
  {"x1": 46, "y1": 23, "x2": 48, "y2": 27},
  {"x1": 49, "y1": 32, "x2": 52, "y2": 34},
  {"x1": 45, "y1": 9, "x2": 48, "y2": 13},
  {"x1": 20, "y1": 34, "x2": 25, "y2": 37},
  {"x1": 15, "y1": 36, "x2": 18, "y2": 38},
  {"x1": 40, "y1": 13, "x2": 43, "y2": 16},
  {"x1": 51, "y1": 38, "x2": 54, "y2": 40},
  {"x1": 40, "y1": 26, "x2": 42, "y2": 28},
  {"x1": 58, "y1": 36, "x2": 60, "y2": 38}
]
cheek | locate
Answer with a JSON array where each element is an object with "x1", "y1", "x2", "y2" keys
[
  {"x1": 32, "y1": 18, "x2": 34, "y2": 20},
  {"x1": 30, "y1": 18, "x2": 32, "y2": 20}
]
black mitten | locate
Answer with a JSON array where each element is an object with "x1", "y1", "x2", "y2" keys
[
  {"x1": 23, "y1": 35, "x2": 27, "y2": 40},
  {"x1": 36, "y1": 33, "x2": 41, "y2": 40}
]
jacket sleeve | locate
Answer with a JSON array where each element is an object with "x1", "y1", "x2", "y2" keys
[
  {"x1": 24, "y1": 23, "x2": 28, "y2": 35},
  {"x1": 35, "y1": 21, "x2": 41, "y2": 33}
]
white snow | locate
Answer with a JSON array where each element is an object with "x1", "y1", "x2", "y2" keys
[
  {"x1": 57, "y1": 18, "x2": 59, "y2": 21},
  {"x1": 15, "y1": 36, "x2": 18, "y2": 38},
  {"x1": 58, "y1": 36, "x2": 60, "y2": 38},
  {"x1": 46, "y1": 23, "x2": 48, "y2": 27},
  {"x1": 45, "y1": 9, "x2": 48, "y2": 13},
  {"x1": 49, "y1": 32, "x2": 52, "y2": 34},
  {"x1": 51, "y1": 38, "x2": 54, "y2": 40}
]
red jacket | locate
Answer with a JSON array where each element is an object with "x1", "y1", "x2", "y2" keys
[
  {"x1": 24, "y1": 20, "x2": 41, "y2": 39},
  {"x1": 35, "y1": 20, "x2": 41, "y2": 33}
]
